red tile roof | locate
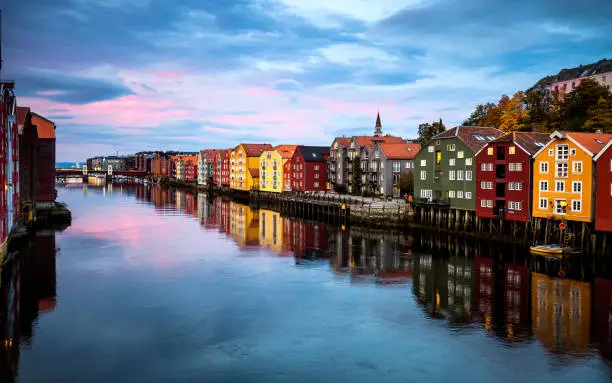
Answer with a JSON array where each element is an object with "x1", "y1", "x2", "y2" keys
[
  {"x1": 334, "y1": 137, "x2": 351, "y2": 147},
  {"x1": 273, "y1": 145, "x2": 299, "y2": 159},
  {"x1": 354, "y1": 135, "x2": 403, "y2": 148},
  {"x1": 490, "y1": 132, "x2": 551, "y2": 155},
  {"x1": 379, "y1": 143, "x2": 421, "y2": 159},
  {"x1": 242, "y1": 143, "x2": 274, "y2": 157},
  {"x1": 434, "y1": 126, "x2": 504, "y2": 152},
  {"x1": 565, "y1": 132, "x2": 612, "y2": 156},
  {"x1": 31, "y1": 113, "x2": 56, "y2": 139}
]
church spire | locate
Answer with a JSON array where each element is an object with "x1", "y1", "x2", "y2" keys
[{"x1": 374, "y1": 111, "x2": 382, "y2": 137}]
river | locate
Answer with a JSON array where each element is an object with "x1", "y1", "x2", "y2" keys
[{"x1": 1, "y1": 182, "x2": 612, "y2": 382}]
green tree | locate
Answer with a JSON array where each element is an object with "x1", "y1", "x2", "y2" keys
[
  {"x1": 523, "y1": 88, "x2": 552, "y2": 132},
  {"x1": 559, "y1": 78, "x2": 612, "y2": 132},
  {"x1": 418, "y1": 118, "x2": 446, "y2": 145},
  {"x1": 351, "y1": 156, "x2": 362, "y2": 195},
  {"x1": 398, "y1": 170, "x2": 414, "y2": 195},
  {"x1": 584, "y1": 96, "x2": 612, "y2": 133},
  {"x1": 463, "y1": 103, "x2": 495, "y2": 126}
]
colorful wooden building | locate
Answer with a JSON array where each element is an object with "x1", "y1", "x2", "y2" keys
[
  {"x1": 259, "y1": 209, "x2": 285, "y2": 252},
  {"x1": 414, "y1": 126, "x2": 503, "y2": 210},
  {"x1": 532, "y1": 131, "x2": 612, "y2": 224},
  {"x1": 594, "y1": 140, "x2": 612, "y2": 232},
  {"x1": 259, "y1": 145, "x2": 297, "y2": 193},
  {"x1": 327, "y1": 137, "x2": 351, "y2": 191},
  {"x1": 229, "y1": 201, "x2": 260, "y2": 247},
  {"x1": 367, "y1": 142, "x2": 420, "y2": 197},
  {"x1": 288, "y1": 146, "x2": 328, "y2": 191},
  {"x1": 230, "y1": 144, "x2": 272, "y2": 191},
  {"x1": 215, "y1": 149, "x2": 230, "y2": 187},
  {"x1": 476, "y1": 132, "x2": 550, "y2": 222}
]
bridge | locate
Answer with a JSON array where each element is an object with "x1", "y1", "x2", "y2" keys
[{"x1": 56, "y1": 166, "x2": 148, "y2": 179}]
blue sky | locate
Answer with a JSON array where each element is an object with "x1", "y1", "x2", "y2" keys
[{"x1": 3, "y1": 0, "x2": 611, "y2": 161}]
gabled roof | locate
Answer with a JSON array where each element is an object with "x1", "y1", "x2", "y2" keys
[
  {"x1": 594, "y1": 139, "x2": 612, "y2": 161},
  {"x1": 433, "y1": 126, "x2": 504, "y2": 152},
  {"x1": 353, "y1": 135, "x2": 403, "y2": 148},
  {"x1": 379, "y1": 143, "x2": 421, "y2": 160},
  {"x1": 333, "y1": 137, "x2": 351, "y2": 147},
  {"x1": 242, "y1": 143, "x2": 274, "y2": 157},
  {"x1": 534, "y1": 131, "x2": 612, "y2": 158},
  {"x1": 489, "y1": 132, "x2": 551, "y2": 156},
  {"x1": 31, "y1": 113, "x2": 56, "y2": 139},
  {"x1": 17, "y1": 106, "x2": 30, "y2": 131},
  {"x1": 297, "y1": 146, "x2": 329, "y2": 162},
  {"x1": 273, "y1": 145, "x2": 299, "y2": 159}
]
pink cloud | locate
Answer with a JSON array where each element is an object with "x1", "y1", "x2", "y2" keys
[{"x1": 152, "y1": 70, "x2": 190, "y2": 79}]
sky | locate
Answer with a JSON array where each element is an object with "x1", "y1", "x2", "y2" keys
[{"x1": 3, "y1": 0, "x2": 611, "y2": 161}]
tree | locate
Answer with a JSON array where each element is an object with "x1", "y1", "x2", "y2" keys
[
  {"x1": 398, "y1": 170, "x2": 414, "y2": 195},
  {"x1": 584, "y1": 96, "x2": 612, "y2": 133},
  {"x1": 523, "y1": 88, "x2": 553, "y2": 132},
  {"x1": 498, "y1": 91, "x2": 527, "y2": 132},
  {"x1": 558, "y1": 78, "x2": 612, "y2": 132},
  {"x1": 418, "y1": 118, "x2": 446, "y2": 145},
  {"x1": 351, "y1": 156, "x2": 362, "y2": 195},
  {"x1": 463, "y1": 103, "x2": 495, "y2": 126}
]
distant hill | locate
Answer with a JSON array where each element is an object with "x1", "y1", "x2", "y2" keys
[
  {"x1": 56, "y1": 161, "x2": 83, "y2": 168},
  {"x1": 530, "y1": 58, "x2": 612, "y2": 91}
]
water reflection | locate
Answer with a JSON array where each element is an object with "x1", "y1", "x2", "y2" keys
[
  {"x1": 0, "y1": 231, "x2": 57, "y2": 381},
  {"x1": 3, "y1": 183, "x2": 612, "y2": 381}
]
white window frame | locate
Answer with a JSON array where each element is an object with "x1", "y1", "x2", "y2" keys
[
  {"x1": 457, "y1": 170, "x2": 464, "y2": 180},
  {"x1": 572, "y1": 161, "x2": 583, "y2": 174},
  {"x1": 539, "y1": 198, "x2": 548, "y2": 210},
  {"x1": 572, "y1": 199, "x2": 582, "y2": 212},
  {"x1": 458, "y1": 151, "x2": 464, "y2": 159},
  {"x1": 449, "y1": 190, "x2": 456, "y2": 198},
  {"x1": 555, "y1": 181, "x2": 565, "y2": 192},
  {"x1": 465, "y1": 192, "x2": 472, "y2": 199},
  {"x1": 572, "y1": 181, "x2": 582, "y2": 193},
  {"x1": 540, "y1": 180, "x2": 548, "y2": 191},
  {"x1": 420, "y1": 171, "x2": 427, "y2": 180},
  {"x1": 447, "y1": 144, "x2": 456, "y2": 152},
  {"x1": 465, "y1": 170, "x2": 472, "y2": 181},
  {"x1": 457, "y1": 190, "x2": 464, "y2": 199},
  {"x1": 556, "y1": 144, "x2": 569, "y2": 160},
  {"x1": 556, "y1": 163, "x2": 568, "y2": 178},
  {"x1": 449, "y1": 158, "x2": 456, "y2": 167},
  {"x1": 540, "y1": 162, "x2": 549, "y2": 174},
  {"x1": 509, "y1": 146, "x2": 516, "y2": 154},
  {"x1": 449, "y1": 170, "x2": 455, "y2": 180},
  {"x1": 465, "y1": 158, "x2": 472, "y2": 166},
  {"x1": 428, "y1": 146, "x2": 434, "y2": 153},
  {"x1": 421, "y1": 159, "x2": 427, "y2": 167}
]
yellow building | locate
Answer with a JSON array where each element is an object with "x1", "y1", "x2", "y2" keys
[
  {"x1": 230, "y1": 143, "x2": 273, "y2": 191},
  {"x1": 229, "y1": 201, "x2": 259, "y2": 247},
  {"x1": 531, "y1": 272, "x2": 591, "y2": 355},
  {"x1": 259, "y1": 145, "x2": 298, "y2": 193},
  {"x1": 259, "y1": 209, "x2": 285, "y2": 252},
  {"x1": 532, "y1": 131, "x2": 612, "y2": 222}
]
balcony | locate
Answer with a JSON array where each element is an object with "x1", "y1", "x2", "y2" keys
[
  {"x1": 496, "y1": 182, "x2": 505, "y2": 198},
  {"x1": 495, "y1": 164, "x2": 505, "y2": 179}
]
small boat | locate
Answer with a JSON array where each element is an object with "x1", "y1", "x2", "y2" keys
[{"x1": 530, "y1": 244, "x2": 575, "y2": 256}]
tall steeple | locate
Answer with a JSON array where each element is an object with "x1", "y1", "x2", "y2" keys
[{"x1": 374, "y1": 112, "x2": 382, "y2": 137}]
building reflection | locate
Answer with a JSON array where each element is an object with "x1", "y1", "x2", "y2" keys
[
  {"x1": 532, "y1": 272, "x2": 591, "y2": 356},
  {"x1": 0, "y1": 231, "x2": 58, "y2": 381},
  {"x1": 229, "y1": 202, "x2": 260, "y2": 248},
  {"x1": 594, "y1": 278, "x2": 612, "y2": 362}
]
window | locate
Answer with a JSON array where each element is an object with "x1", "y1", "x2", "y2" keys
[
  {"x1": 548, "y1": 149, "x2": 553, "y2": 156},
  {"x1": 509, "y1": 201, "x2": 522, "y2": 210},
  {"x1": 572, "y1": 200, "x2": 581, "y2": 212},
  {"x1": 449, "y1": 190, "x2": 456, "y2": 198},
  {"x1": 449, "y1": 170, "x2": 456, "y2": 180},
  {"x1": 465, "y1": 158, "x2": 472, "y2": 166},
  {"x1": 508, "y1": 182, "x2": 522, "y2": 191},
  {"x1": 465, "y1": 171, "x2": 472, "y2": 180},
  {"x1": 436, "y1": 140, "x2": 441, "y2": 145},
  {"x1": 458, "y1": 151, "x2": 464, "y2": 159},
  {"x1": 392, "y1": 161, "x2": 401, "y2": 172},
  {"x1": 421, "y1": 159, "x2": 427, "y2": 167},
  {"x1": 314, "y1": 173, "x2": 319, "y2": 179},
  {"x1": 572, "y1": 181, "x2": 582, "y2": 193},
  {"x1": 539, "y1": 198, "x2": 548, "y2": 209},
  {"x1": 436, "y1": 151, "x2": 442, "y2": 164},
  {"x1": 481, "y1": 200, "x2": 488, "y2": 208},
  {"x1": 314, "y1": 165, "x2": 319, "y2": 171},
  {"x1": 457, "y1": 170, "x2": 464, "y2": 180},
  {"x1": 487, "y1": 147, "x2": 494, "y2": 155},
  {"x1": 555, "y1": 181, "x2": 565, "y2": 192},
  {"x1": 481, "y1": 181, "x2": 493, "y2": 190},
  {"x1": 314, "y1": 182, "x2": 319, "y2": 187},
  {"x1": 420, "y1": 171, "x2": 427, "y2": 180},
  {"x1": 509, "y1": 146, "x2": 516, "y2": 154},
  {"x1": 540, "y1": 162, "x2": 549, "y2": 173},
  {"x1": 556, "y1": 144, "x2": 569, "y2": 160},
  {"x1": 570, "y1": 148, "x2": 576, "y2": 156},
  {"x1": 457, "y1": 191, "x2": 464, "y2": 199},
  {"x1": 474, "y1": 135, "x2": 485, "y2": 141},
  {"x1": 449, "y1": 158, "x2": 456, "y2": 166},
  {"x1": 447, "y1": 144, "x2": 456, "y2": 151},
  {"x1": 487, "y1": 200, "x2": 493, "y2": 208},
  {"x1": 556, "y1": 163, "x2": 568, "y2": 177},
  {"x1": 420, "y1": 189, "x2": 433, "y2": 198},
  {"x1": 481, "y1": 163, "x2": 493, "y2": 171},
  {"x1": 465, "y1": 192, "x2": 472, "y2": 199},
  {"x1": 540, "y1": 181, "x2": 548, "y2": 191},
  {"x1": 555, "y1": 200, "x2": 565, "y2": 215},
  {"x1": 572, "y1": 161, "x2": 582, "y2": 174},
  {"x1": 428, "y1": 146, "x2": 434, "y2": 153}
]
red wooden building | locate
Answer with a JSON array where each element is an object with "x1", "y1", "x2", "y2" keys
[
  {"x1": 215, "y1": 150, "x2": 230, "y2": 187},
  {"x1": 289, "y1": 146, "x2": 328, "y2": 191},
  {"x1": 31, "y1": 113, "x2": 56, "y2": 204},
  {"x1": 595, "y1": 141, "x2": 612, "y2": 232},
  {"x1": 476, "y1": 132, "x2": 549, "y2": 222}
]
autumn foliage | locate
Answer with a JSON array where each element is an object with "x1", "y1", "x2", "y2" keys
[{"x1": 463, "y1": 78, "x2": 612, "y2": 133}]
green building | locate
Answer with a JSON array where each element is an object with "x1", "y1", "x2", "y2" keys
[{"x1": 414, "y1": 126, "x2": 503, "y2": 211}]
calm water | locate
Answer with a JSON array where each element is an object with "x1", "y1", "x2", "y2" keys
[{"x1": 1, "y1": 183, "x2": 612, "y2": 382}]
